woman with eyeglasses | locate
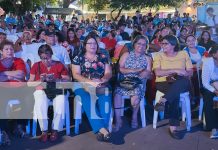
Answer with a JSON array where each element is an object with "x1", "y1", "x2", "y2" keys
[
  {"x1": 153, "y1": 35, "x2": 193, "y2": 139},
  {"x1": 28, "y1": 44, "x2": 70, "y2": 142},
  {"x1": 72, "y1": 35, "x2": 112, "y2": 142},
  {"x1": 113, "y1": 35, "x2": 152, "y2": 132}
]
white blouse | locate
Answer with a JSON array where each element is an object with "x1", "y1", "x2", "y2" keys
[{"x1": 202, "y1": 57, "x2": 217, "y2": 92}]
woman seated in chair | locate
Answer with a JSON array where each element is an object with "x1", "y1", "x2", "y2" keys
[
  {"x1": 201, "y1": 44, "x2": 218, "y2": 139},
  {"x1": 183, "y1": 34, "x2": 206, "y2": 106},
  {"x1": 28, "y1": 44, "x2": 70, "y2": 142},
  {"x1": 113, "y1": 35, "x2": 152, "y2": 132},
  {"x1": 72, "y1": 35, "x2": 112, "y2": 142},
  {"x1": 153, "y1": 35, "x2": 193, "y2": 139},
  {"x1": 0, "y1": 40, "x2": 29, "y2": 145}
]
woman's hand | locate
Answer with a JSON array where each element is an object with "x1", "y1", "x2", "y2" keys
[
  {"x1": 214, "y1": 90, "x2": 218, "y2": 96},
  {"x1": 174, "y1": 69, "x2": 188, "y2": 76},
  {"x1": 90, "y1": 78, "x2": 102, "y2": 87},
  {"x1": 139, "y1": 70, "x2": 153, "y2": 79},
  {"x1": 40, "y1": 73, "x2": 46, "y2": 82},
  {"x1": 46, "y1": 74, "x2": 55, "y2": 82}
]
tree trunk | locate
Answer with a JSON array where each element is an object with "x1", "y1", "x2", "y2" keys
[
  {"x1": 63, "y1": 0, "x2": 75, "y2": 8},
  {"x1": 110, "y1": 7, "x2": 123, "y2": 21},
  {"x1": 110, "y1": 8, "x2": 117, "y2": 21}
]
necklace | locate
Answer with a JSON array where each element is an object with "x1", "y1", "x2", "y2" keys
[{"x1": 85, "y1": 54, "x2": 97, "y2": 62}]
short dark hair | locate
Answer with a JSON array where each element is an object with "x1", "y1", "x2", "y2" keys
[
  {"x1": 162, "y1": 35, "x2": 180, "y2": 52},
  {"x1": 185, "y1": 34, "x2": 196, "y2": 42},
  {"x1": 38, "y1": 44, "x2": 53, "y2": 56},
  {"x1": 133, "y1": 35, "x2": 149, "y2": 51},
  {"x1": 83, "y1": 34, "x2": 99, "y2": 54},
  {"x1": 0, "y1": 40, "x2": 14, "y2": 51}
]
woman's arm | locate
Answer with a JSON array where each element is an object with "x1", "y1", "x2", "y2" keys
[
  {"x1": 119, "y1": 52, "x2": 143, "y2": 74},
  {"x1": 0, "y1": 70, "x2": 25, "y2": 80},
  {"x1": 0, "y1": 74, "x2": 10, "y2": 81},
  {"x1": 60, "y1": 74, "x2": 70, "y2": 82},
  {"x1": 154, "y1": 68, "x2": 176, "y2": 77},
  {"x1": 202, "y1": 59, "x2": 216, "y2": 93},
  {"x1": 101, "y1": 64, "x2": 112, "y2": 83},
  {"x1": 72, "y1": 64, "x2": 100, "y2": 87},
  {"x1": 27, "y1": 74, "x2": 43, "y2": 87},
  {"x1": 139, "y1": 55, "x2": 153, "y2": 79}
]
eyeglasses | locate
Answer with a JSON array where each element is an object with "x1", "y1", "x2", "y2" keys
[
  {"x1": 86, "y1": 42, "x2": 97, "y2": 45},
  {"x1": 136, "y1": 43, "x2": 147, "y2": 47}
]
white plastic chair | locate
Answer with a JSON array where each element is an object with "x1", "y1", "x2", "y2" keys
[
  {"x1": 32, "y1": 97, "x2": 70, "y2": 137},
  {"x1": 107, "y1": 96, "x2": 146, "y2": 133},
  {"x1": 120, "y1": 95, "x2": 146, "y2": 127},
  {"x1": 153, "y1": 91, "x2": 191, "y2": 131}
]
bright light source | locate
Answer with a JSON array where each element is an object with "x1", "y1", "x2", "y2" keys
[{"x1": 16, "y1": 0, "x2": 21, "y2": 5}]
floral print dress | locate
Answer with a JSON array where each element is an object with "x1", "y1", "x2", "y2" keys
[
  {"x1": 115, "y1": 51, "x2": 148, "y2": 99},
  {"x1": 72, "y1": 53, "x2": 110, "y2": 79}
]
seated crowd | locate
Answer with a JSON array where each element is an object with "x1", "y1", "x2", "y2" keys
[{"x1": 0, "y1": 9, "x2": 218, "y2": 147}]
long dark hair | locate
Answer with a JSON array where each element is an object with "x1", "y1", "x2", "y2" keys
[{"x1": 199, "y1": 30, "x2": 212, "y2": 43}]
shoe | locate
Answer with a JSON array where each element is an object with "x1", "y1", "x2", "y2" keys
[
  {"x1": 1, "y1": 131, "x2": 11, "y2": 146},
  {"x1": 168, "y1": 129, "x2": 182, "y2": 140},
  {"x1": 96, "y1": 131, "x2": 111, "y2": 142},
  {"x1": 131, "y1": 119, "x2": 138, "y2": 129},
  {"x1": 154, "y1": 102, "x2": 165, "y2": 112},
  {"x1": 39, "y1": 132, "x2": 48, "y2": 142},
  {"x1": 50, "y1": 131, "x2": 58, "y2": 142},
  {"x1": 210, "y1": 129, "x2": 218, "y2": 139}
]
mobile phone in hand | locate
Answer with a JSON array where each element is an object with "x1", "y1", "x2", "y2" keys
[{"x1": 46, "y1": 73, "x2": 54, "y2": 81}]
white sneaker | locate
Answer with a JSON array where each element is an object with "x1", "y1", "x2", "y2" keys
[{"x1": 210, "y1": 129, "x2": 218, "y2": 139}]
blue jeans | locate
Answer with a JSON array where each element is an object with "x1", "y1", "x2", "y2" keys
[{"x1": 74, "y1": 88, "x2": 112, "y2": 133}]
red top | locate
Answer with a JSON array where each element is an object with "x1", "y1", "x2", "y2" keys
[
  {"x1": 30, "y1": 61, "x2": 68, "y2": 81},
  {"x1": 0, "y1": 57, "x2": 26, "y2": 87},
  {"x1": 101, "y1": 37, "x2": 117, "y2": 51}
]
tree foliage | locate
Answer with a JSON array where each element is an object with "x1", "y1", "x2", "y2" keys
[
  {"x1": 81, "y1": 0, "x2": 109, "y2": 15},
  {"x1": 109, "y1": 0, "x2": 185, "y2": 20},
  {"x1": 0, "y1": 0, "x2": 57, "y2": 15}
]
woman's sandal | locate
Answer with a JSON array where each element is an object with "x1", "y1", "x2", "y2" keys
[
  {"x1": 96, "y1": 131, "x2": 111, "y2": 142},
  {"x1": 154, "y1": 102, "x2": 165, "y2": 112},
  {"x1": 154, "y1": 97, "x2": 167, "y2": 112},
  {"x1": 50, "y1": 130, "x2": 58, "y2": 142}
]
